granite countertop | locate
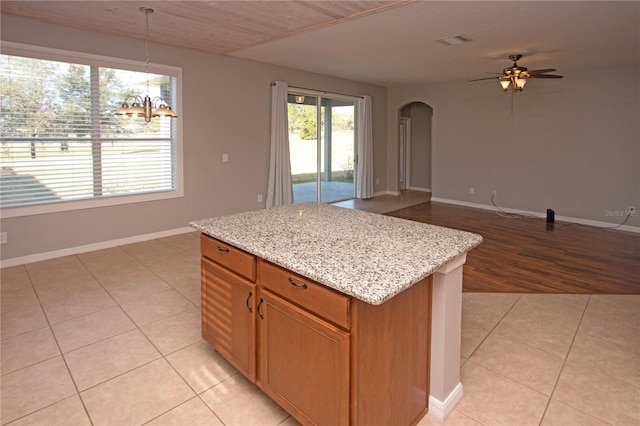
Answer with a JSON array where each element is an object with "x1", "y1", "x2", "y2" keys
[{"x1": 190, "y1": 202, "x2": 483, "y2": 305}]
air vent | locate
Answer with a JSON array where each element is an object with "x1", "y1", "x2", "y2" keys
[{"x1": 435, "y1": 35, "x2": 473, "y2": 46}]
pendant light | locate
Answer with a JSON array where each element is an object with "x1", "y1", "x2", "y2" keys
[{"x1": 115, "y1": 7, "x2": 177, "y2": 122}]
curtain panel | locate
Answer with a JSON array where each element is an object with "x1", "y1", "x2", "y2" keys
[
  {"x1": 356, "y1": 95, "x2": 374, "y2": 199},
  {"x1": 266, "y1": 81, "x2": 293, "y2": 208}
]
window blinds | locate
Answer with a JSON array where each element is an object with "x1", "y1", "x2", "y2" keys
[{"x1": 0, "y1": 54, "x2": 177, "y2": 209}]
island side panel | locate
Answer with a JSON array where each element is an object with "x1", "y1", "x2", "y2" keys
[
  {"x1": 429, "y1": 254, "x2": 467, "y2": 419},
  {"x1": 350, "y1": 275, "x2": 432, "y2": 426}
]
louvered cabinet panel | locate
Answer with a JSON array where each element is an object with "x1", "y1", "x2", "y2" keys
[{"x1": 201, "y1": 257, "x2": 256, "y2": 381}]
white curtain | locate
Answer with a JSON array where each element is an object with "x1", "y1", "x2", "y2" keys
[
  {"x1": 266, "y1": 81, "x2": 293, "y2": 208},
  {"x1": 356, "y1": 95, "x2": 374, "y2": 199}
]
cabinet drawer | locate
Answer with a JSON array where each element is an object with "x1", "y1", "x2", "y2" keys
[
  {"x1": 201, "y1": 234, "x2": 256, "y2": 282},
  {"x1": 259, "y1": 261, "x2": 350, "y2": 330}
]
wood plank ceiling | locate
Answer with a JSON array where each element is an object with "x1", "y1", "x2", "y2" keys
[{"x1": 1, "y1": 1, "x2": 410, "y2": 55}]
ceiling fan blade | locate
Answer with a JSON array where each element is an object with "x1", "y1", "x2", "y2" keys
[
  {"x1": 469, "y1": 56, "x2": 564, "y2": 85},
  {"x1": 527, "y1": 68, "x2": 557, "y2": 74},
  {"x1": 528, "y1": 74, "x2": 564, "y2": 79},
  {"x1": 468, "y1": 76, "x2": 500, "y2": 82}
]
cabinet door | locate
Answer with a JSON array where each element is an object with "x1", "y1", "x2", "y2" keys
[
  {"x1": 258, "y1": 290, "x2": 350, "y2": 426},
  {"x1": 202, "y1": 257, "x2": 256, "y2": 381}
]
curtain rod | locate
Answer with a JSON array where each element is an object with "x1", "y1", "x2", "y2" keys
[{"x1": 271, "y1": 82, "x2": 365, "y2": 99}]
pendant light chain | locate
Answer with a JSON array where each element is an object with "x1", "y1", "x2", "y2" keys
[
  {"x1": 115, "y1": 6, "x2": 177, "y2": 121},
  {"x1": 143, "y1": 7, "x2": 152, "y2": 96}
]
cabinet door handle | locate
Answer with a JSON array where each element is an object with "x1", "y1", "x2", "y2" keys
[
  {"x1": 257, "y1": 297, "x2": 264, "y2": 320},
  {"x1": 217, "y1": 246, "x2": 229, "y2": 253},
  {"x1": 288, "y1": 277, "x2": 308, "y2": 289},
  {"x1": 246, "y1": 291, "x2": 253, "y2": 313}
]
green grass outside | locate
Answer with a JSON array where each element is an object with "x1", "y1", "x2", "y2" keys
[{"x1": 292, "y1": 171, "x2": 354, "y2": 184}]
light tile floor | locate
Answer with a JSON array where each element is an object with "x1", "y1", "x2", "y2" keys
[
  {"x1": 332, "y1": 190, "x2": 432, "y2": 215},
  {"x1": 1, "y1": 209, "x2": 639, "y2": 425}
]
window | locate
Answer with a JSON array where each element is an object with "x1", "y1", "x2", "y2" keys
[{"x1": 0, "y1": 43, "x2": 182, "y2": 218}]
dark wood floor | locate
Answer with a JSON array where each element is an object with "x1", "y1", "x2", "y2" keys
[{"x1": 387, "y1": 202, "x2": 640, "y2": 294}]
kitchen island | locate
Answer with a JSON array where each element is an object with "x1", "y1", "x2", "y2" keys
[{"x1": 191, "y1": 202, "x2": 482, "y2": 425}]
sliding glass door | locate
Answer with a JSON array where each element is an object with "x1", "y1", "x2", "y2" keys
[
  {"x1": 288, "y1": 92, "x2": 355, "y2": 204},
  {"x1": 288, "y1": 94, "x2": 319, "y2": 202}
]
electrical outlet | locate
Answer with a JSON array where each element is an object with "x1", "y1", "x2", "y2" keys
[
  {"x1": 257, "y1": 194, "x2": 263, "y2": 203},
  {"x1": 469, "y1": 187, "x2": 475, "y2": 194},
  {"x1": 222, "y1": 154, "x2": 229, "y2": 162},
  {"x1": 376, "y1": 178, "x2": 380, "y2": 185},
  {"x1": 0, "y1": 232, "x2": 7, "y2": 244},
  {"x1": 492, "y1": 190, "x2": 497, "y2": 197}
]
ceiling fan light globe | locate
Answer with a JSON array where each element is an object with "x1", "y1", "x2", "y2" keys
[
  {"x1": 515, "y1": 77, "x2": 527, "y2": 89},
  {"x1": 499, "y1": 78, "x2": 511, "y2": 91}
]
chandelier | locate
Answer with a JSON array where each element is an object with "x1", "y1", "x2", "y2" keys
[{"x1": 115, "y1": 7, "x2": 177, "y2": 122}]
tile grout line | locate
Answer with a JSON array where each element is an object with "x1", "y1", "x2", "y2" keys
[
  {"x1": 20, "y1": 257, "x2": 96, "y2": 426},
  {"x1": 81, "y1": 237, "x2": 227, "y2": 424},
  {"x1": 464, "y1": 293, "x2": 523, "y2": 362},
  {"x1": 461, "y1": 294, "x2": 575, "y2": 426},
  {"x1": 538, "y1": 294, "x2": 593, "y2": 424},
  {"x1": 8, "y1": 239, "x2": 199, "y2": 425}
]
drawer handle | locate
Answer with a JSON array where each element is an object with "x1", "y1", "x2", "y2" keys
[
  {"x1": 288, "y1": 277, "x2": 308, "y2": 289},
  {"x1": 257, "y1": 297, "x2": 264, "y2": 320},
  {"x1": 246, "y1": 291, "x2": 253, "y2": 313},
  {"x1": 217, "y1": 246, "x2": 229, "y2": 253}
]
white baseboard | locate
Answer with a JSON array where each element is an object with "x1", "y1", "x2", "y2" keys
[
  {"x1": 1, "y1": 227, "x2": 195, "y2": 268},
  {"x1": 429, "y1": 383, "x2": 464, "y2": 420},
  {"x1": 430, "y1": 197, "x2": 500, "y2": 212},
  {"x1": 408, "y1": 186, "x2": 432, "y2": 193},
  {"x1": 431, "y1": 197, "x2": 640, "y2": 234}
]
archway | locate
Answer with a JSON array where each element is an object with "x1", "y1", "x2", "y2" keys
[{"x1": 398, "y1": 102, "x2": 433, "y2": 193}]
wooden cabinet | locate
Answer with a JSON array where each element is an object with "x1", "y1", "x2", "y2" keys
[
  {"x1": 258, "y1": 262, "x2": 351, "y2": 425},
  {"x1": 201, "y1": 235, "x2": 257, "y2": 381},
  {"x1": 200, "y1": 234, "x2": 432, "y2": 426},
  {"x1": 258, "y1": 289, "x2": 350, "y2": 425},
  {"x1": 200, "y1": 233, "x2": 256, "y2": 281},
  {"x1": 260, "y1": 261, "x2": 350, "y2": 329}
]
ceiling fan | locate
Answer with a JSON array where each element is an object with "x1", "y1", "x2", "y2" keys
[{"x1": 470, "y1": 54, "x2": 563, "y2": 92}]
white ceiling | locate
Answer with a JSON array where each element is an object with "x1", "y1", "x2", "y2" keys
[
  {"x1": 232, "y1": 1, "x2": 640, "y2": 86},
  {"x1": 3, "y1": 1, "x2": 639, "y2": 87}
]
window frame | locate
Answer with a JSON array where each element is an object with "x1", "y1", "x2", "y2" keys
[{"x1": 0, "y1": 42, "x2": 184, "y2": 219}]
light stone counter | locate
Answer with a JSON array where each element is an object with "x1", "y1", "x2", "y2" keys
[{"x1": 190, "y1": 202, "x2": 482, "y2": 305}]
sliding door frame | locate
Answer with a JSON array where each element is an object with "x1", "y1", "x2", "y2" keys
[{"x1": 288, "y1": 87, "x2": 360, "y2": 203}]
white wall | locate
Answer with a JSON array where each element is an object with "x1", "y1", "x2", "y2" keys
[
  {"x1": 387, "y1": 65, "x2": 640, "y2": 227},
  {"x1": 0, "y1": 15, "x2": 388, "y2": 261}
]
